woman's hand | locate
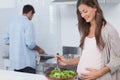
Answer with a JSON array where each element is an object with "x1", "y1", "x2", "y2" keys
[
  {"x1": 81, "y1": 68, "x2": 101, "y2": 80},
  {"x1": 56, "y1": 55, "x2": 68, "y2": 66},
  {"x1": 81, "y1": 66, "x2": 110, "y2": 80}
]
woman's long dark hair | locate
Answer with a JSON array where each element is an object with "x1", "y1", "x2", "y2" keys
[{"x1": 76, "y1": 0, "x2": 106, "y2": 50}]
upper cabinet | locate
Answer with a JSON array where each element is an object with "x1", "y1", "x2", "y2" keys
[
  {"x1": 0, "y1": 0, "x2": 16, "y2": 8},
  {"x1": 106, "y1": 0, "x2": 120, "y2": 3},
  {"x1": 98, "y1": 0, "x2": 120, "y2": 4},
  {"x1": 51, "y1": 0, "x2": 120, "y2": 5},
  {"x1": 52, "y1": 0, "x2": 77, "y2": 5}
]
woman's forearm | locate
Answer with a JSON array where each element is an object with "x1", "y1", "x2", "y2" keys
[
  {"x1": 98, "y1": 66, "x2": 110, "y2": 77},
  {"x1": 66, "y1": 56, "x2": 80, "y2": 66}
]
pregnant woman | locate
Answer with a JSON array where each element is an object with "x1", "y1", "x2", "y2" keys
[{"x1": 56, "y1": 0, "x2": 120, "y2": 80}]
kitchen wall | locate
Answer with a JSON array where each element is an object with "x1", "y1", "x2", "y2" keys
[
  {"x1": 60, "y1": 3, "x2": 120, "y2": 47},
  {"x1": 0, "y1": 8, "x2": 19, "y2": 69},
  {"x1": 0, "y1": 0, "x2": 62, "y2": 69},
  {"x1": 0, "y1": 1, "x2": 120, "y2": 69},
  {"x1": 60, "y1": 5, "x2": 80, "y2": 47}
]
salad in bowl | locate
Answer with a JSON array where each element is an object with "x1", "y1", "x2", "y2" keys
[{"x1": 45, "y1": 69, "x2": 77, "y2": 80}]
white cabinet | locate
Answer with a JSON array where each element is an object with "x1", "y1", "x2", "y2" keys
[
  {"x1": 52, "y1": 0, "x2": 77, "y2": 5},
  {"x1": 98, "y1": 0, "x2": 106, "y2": 3},
  {"x1": 52, "y1": 0, "x2": 120, "y2": 5},
  {"x1": 3, "y1": 57, "x2": 10, "y2": 70},
  {"x1": 98, "y1": 0, "x2": 120, "y2": 4},
  {"x1": 106, "y1": 0, "x2": 120, "y2": 3}
]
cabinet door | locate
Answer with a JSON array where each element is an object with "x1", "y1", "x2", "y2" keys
[
  {"x1": 106, "y1": 0, "x2": 120, "y2": 3},
  {"x1": 98, "y1": 0, "x2": 105, "y2": 3}
]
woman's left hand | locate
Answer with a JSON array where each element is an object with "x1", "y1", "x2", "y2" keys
[{"x1": 81, "y1": 68, "x2": 101, "y2": 80}]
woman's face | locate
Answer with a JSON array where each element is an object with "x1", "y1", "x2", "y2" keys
[{"x1": 78, "y1": 4, "x2": 97, "y2": 23}]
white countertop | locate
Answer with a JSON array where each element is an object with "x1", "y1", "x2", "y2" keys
[{"x1": 0, "y1": 69, "x2": 47, "y2": 80}]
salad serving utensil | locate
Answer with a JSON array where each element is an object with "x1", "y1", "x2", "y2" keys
[{"x1": 55, "y1": 53, "x2": 59, "y2": 70}]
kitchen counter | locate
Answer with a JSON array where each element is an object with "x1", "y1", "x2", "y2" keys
[{"x1": 0, "y1": 69, "x2": 47, "y2": 80}]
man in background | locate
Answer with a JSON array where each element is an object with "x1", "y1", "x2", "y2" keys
[{"x1": 4, "y1": 4, "x2": 45, "y2": 74}]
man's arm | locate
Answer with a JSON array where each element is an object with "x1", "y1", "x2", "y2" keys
[{"x1": 33, "y1": 45, "x2": 45, "y2": 54}]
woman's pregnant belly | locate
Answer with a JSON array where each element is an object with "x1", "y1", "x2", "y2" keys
[{"x1": 77, "y1": 50, "x2": 102, "y2": 77}]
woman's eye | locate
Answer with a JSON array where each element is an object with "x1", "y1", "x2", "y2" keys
[
  {"x1": 79, "y1": 10, "x2": 88, "y2": 14},
  {"x1": 83, "y1": 10, "x2": 88, "y2": 13}
]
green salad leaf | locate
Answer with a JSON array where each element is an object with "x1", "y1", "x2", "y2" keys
[{"x1": 49, "y1": 69, "x2": 76, "y2": 79}]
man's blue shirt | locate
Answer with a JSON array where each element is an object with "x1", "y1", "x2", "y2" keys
[{"x1": 4, "y1": 15, "x2": 36, "y2": 70}]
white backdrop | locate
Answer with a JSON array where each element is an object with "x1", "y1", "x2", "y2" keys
[
  {"x1": 0, "y1": 0, "x2": 62, "y2": 69},
  {"x1": 0, "y1": 1, "x2": 120, "y2": 69}
]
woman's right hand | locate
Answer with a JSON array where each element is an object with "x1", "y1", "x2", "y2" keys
[{"x1": 56, "y1": 55, "x2": 68, "y2": 66}]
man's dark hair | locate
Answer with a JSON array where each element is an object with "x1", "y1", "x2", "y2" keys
[{"x1": 23, "y1": 4, "x2": 35, "y2": 14}]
